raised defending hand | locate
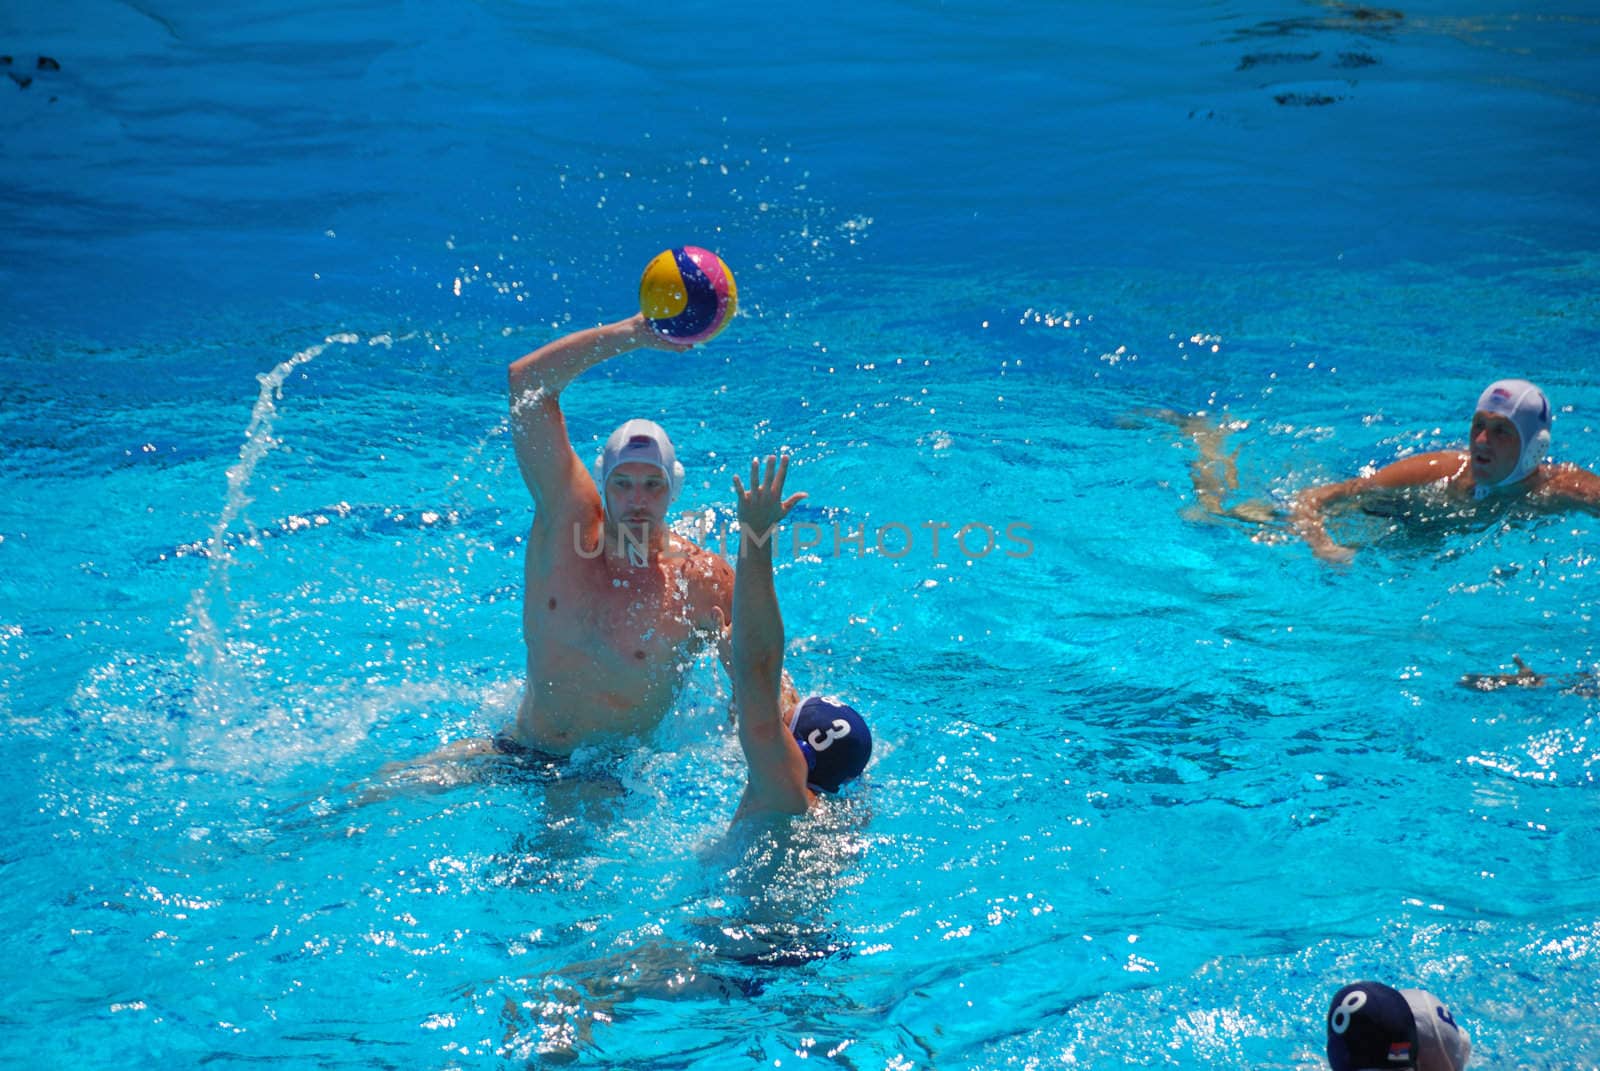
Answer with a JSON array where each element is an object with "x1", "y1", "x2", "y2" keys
[{"x1": 733, "y1": 454, "x2": 808, "y2": 537}]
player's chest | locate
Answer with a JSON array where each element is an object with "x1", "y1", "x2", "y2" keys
[{"x1": 551, "y1": 564, "x2": 693, "y2": 646}]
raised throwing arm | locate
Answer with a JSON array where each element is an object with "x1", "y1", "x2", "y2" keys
[{"x1": 506, "y1": 315, "x2": 686, "y2": 511}]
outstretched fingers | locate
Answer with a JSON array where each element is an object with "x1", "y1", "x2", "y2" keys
[
  {"x1": 732, "y1": 453, "x2": 809, "y2": 528},
  {"x1": 765, "y1": 455, "x2": 807, "y2": 520}
]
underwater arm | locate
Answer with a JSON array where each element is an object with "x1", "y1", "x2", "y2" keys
[
  {"x1": 1289, "y1": 477, "x2": 1363, "y2": 563},
  {"x1": 1290, "y1": 452, "x2": 1461, "y2": 563},
  {"x1": 1458, "y1": 655, "x2": 1547, "y2": 692}
]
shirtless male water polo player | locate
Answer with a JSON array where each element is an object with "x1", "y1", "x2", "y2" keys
[
  {"x1": 1160, "y1": 379, "x2": 1600, "y2": 563},
  {"x1": 1291, "y1": 378, "x2": 1600, "y2": 563},
  {"x1": 499, "y1": 314, "x2": 733, "y2": 755}
]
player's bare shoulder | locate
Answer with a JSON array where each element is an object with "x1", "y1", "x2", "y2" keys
[
  {"x1": 670, "y1": 534, "x2": 734, "y2": 615},
  {"x1": 1376, "y1": 449, "x2": 1467, "y2": 490},
  {"x1": 1534, "y1": 462, "x2": 1600, "y2": 510},
  {"x1": 674, "y1": 534, "x2": 734, "y2": 583}
]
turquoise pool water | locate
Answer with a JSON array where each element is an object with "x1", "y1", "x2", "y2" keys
[{"x1": 3, "y1": 1, "x2": 1599, "y2": 1067}]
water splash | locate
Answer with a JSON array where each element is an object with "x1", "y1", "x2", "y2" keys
[{"x1": 185, "y1": 333, "x2": 359, "y2": 715}]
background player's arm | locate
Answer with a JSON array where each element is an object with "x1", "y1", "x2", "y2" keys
[{"x1": 1291, "y1": 451, "x2": 1462, "y2": 563}]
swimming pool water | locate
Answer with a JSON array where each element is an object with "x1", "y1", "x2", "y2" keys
[{"x1": 4, "y1": 1, "x2": 1600, "y2": 1067}]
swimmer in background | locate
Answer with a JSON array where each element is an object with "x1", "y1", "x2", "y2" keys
[
  {"x1": 1292, "y1": 379, "x2": 1600, "y2": 563},
  {"x1": 719, "y1": 453, "x2": 871, "y2": 821},
  {"x1": 1162, "y1": 379, "x2": 1600, "y2": 562},
  {"x1": 1458, "y1": 654, "x2": 1600, "y2": 697}
]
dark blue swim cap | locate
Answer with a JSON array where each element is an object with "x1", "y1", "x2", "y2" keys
[
  {"x1": 1327, "y1": 981, "x2": 1418, "y2": 1071},
  {"x1": 788, "y1": 696, "x2": 871, "y2": 794}
]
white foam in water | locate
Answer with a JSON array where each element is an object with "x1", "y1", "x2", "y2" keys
[{"x1": 185, "y1": 333, "x2": 359, "y2": 724}]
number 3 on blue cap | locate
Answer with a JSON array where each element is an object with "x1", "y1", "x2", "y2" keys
[{"x1": 807, "y1": 719, "x2": 853, "y2": 752}]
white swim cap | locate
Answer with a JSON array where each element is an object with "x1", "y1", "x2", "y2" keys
[
  {"x1": 592, "y1": 419, "x2": 686, "y2": 505},
  {"x1": 1473, "y1": 378, "x2": 1550, "y2": 497},
  {"x1": 1400, "y1": 989, "x2": 1472, "y2": 1071}
]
